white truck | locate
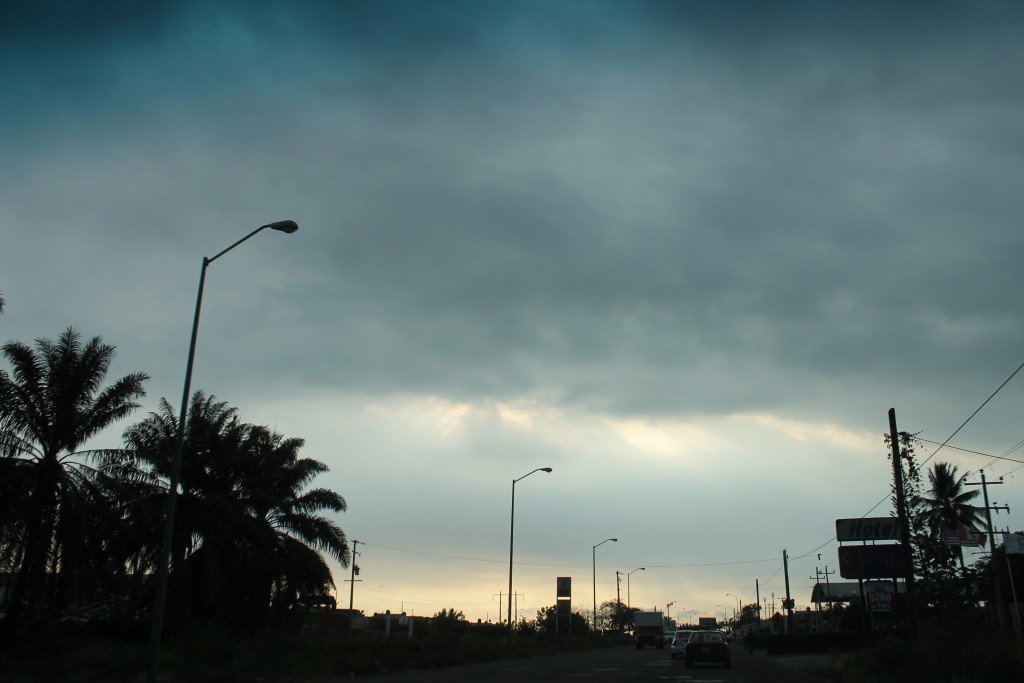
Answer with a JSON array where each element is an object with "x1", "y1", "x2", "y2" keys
[{"x1": 633, "y1": 610, "x2": 665, "y2": 649}]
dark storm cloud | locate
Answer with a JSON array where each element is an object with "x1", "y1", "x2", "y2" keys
[{"x1": 3, "y1": 0, "x2": 1022, "y2": 427}]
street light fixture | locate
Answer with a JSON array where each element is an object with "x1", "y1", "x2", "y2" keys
[
  {"x1": 592, "y1": 537, "x2": 617, "y2": 633},
  {"x1": 507, "y1": 467, "x2": 552, "y2": 638},
  {"x1": 626, "y1": 567, "x2": 645, "y2": 612},
  {"x1": 146, "y1": 220, "x2": 299, "y2": 683},
  {"x1": 726, "y1": 593, "x2": 741, "y2": 620}
]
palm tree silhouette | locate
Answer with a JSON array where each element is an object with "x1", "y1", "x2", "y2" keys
[
  {"x1": 122, "y1": 391, "x2": 347, "y2": 628},
  {"x1": 0, "y1": 327, "x2": 148, "y2": 622},
  {"x1": 918, "y1": 462, "x2": 985, "y2": 564}
]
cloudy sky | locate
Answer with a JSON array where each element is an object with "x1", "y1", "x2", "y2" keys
[{"x1": 3, "y1": 0, "x2": 1023, "y2": 624}]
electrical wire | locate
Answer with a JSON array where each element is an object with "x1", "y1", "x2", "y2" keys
[{"x1": 917, "y1": 357, "x2": 1024, "y2": 471}]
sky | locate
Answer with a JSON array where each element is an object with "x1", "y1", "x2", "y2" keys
[{"x1": 2, "y1": 0, "x2": 1023, "y2": 625}]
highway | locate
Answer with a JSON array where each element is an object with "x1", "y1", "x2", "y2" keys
[{"x1": 360, "y1": 643, "x2": 834, "y2": 682}]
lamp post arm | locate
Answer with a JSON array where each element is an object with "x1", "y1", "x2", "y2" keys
[{"x1": 208, "y1": 226, "x2": 268, "y2": 264}]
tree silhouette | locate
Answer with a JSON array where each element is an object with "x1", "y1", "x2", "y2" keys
[
  {"x1": 0, "y1": 328, "x2": 148, "y2": 623},
  {"x1": 919, "y1": 462, "x2": 984, "y2": 535},
  {"x1": 121, "y1": 391, "x2": 347, "y2": 629}
]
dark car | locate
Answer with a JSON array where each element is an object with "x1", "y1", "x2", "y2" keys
[{"x1": 684, "y1": 630, "x2": 730, "y2": 668}]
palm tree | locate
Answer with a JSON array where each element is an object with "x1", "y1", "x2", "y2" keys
[
  {"x1": 0, "y1": 327, "x2": 149, "y2": 622},
  {"x1": 236, "y1": 425, "x2": 348, "y2": 624},
  {"x1": 919, "y1": 462, "x2": 985, "y2": 564},
  {"x1": 121, "y1": 392, "x2": 348, "y2": 629},
  {"x1": 121, "y1": 391, "x2": 248, "y2": 625}
]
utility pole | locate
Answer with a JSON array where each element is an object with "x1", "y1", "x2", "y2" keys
[
  {"x1": 822, "y1": 566, "x2": 835, "y2": 614},
  {"x1": 967, "y1": 470, "x2": 1010, "y2": 627},
  {"x1": 808, "y1": 566, "x2": 835, "y2": 628},
  {"x1": 493, "y1": 592, "x2": 503, "y2": 623},
  {"x1": 888, "y1": 408, "x2": 917, "y2": 595},
  {"x1": 783, "y1": 549, "x2": 792, "y2": 634},
  {"x1": 755, "y1": 579, "x2": 761, "y2": 626},
  {"x1": 348, "y1": 540, "x2": 361, "y2": 610},
  {"x1": 615, "y1": 571, "x2": 622, "y2": 631},
  {"x1": 810, "y1": 567, "x2": 822, "y2": 622}
]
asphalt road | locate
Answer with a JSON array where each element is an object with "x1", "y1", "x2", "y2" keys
[{"x1": 357, "y1": 644, "x2": 834, "y2": 682}]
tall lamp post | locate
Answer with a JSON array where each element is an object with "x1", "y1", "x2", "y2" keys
[
  {"x1": 726, "y1": 593, "x2": 741, "y2": 621},
  {"x1": 626, "y1": 567, "x2": 645, "y2": 612},
  {"x1": 592, "y1": 537, "x2": 618, "y2": 633},
  {"x1": 508, "y1": 467, "x2": 552, "y2": 638},
  {"x1": 146, "y1": 220, "x2": 299, "y2": 683}
]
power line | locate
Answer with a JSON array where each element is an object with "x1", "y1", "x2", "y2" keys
[
  {"x1": 857, "y1": 358, "x2": 1024, "y2": 524},
  {"x1": 918, "y1": 357, "x2": 1024, "y2": 470},
  {"x1": 915, "y1": 438, "x2": 1024, "y2": 466}
]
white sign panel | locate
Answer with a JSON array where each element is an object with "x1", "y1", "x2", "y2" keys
[
  {"x1": 865, "y1": 581, "x2": 894, "y2": 613},
  {"x1": 1004, "y1": 533, "x2": 1024, "y2": 556},
  {"x1": 835, "y1": 517, "x2": 900, "y2": 542}
]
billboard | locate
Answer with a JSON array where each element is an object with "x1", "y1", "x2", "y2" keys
[{"x1": 838, "y1": 544, "x2": 909, "y2": 579}]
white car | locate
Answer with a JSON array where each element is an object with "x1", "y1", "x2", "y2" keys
[{"x1": 670, "y1": 629, "x2": 694, "y2": 658}]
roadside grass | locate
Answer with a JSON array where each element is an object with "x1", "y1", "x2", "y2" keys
[{"x1": 803, "y1": 627, "x2": 1024, "y2": 683}]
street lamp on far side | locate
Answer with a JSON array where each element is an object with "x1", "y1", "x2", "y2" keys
[
  {"x1": 592, "y1": 537, "x2": 618, "y2": 633},
  {"x1": 626, "y1": 567, "x2": 645, "y2": 614},
  {"x1": 507, "y1": 467, "x2": 552, "y2": 640}
]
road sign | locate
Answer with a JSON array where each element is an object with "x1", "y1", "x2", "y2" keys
[
  {"x1": 835, "y1": 517, "x2": 900, "y2": 542},
  {"x1": 838, "y1": 544, "x2": 908, "y2": 579}
]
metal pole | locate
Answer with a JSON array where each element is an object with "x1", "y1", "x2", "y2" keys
[
  {"x1": 508, "y1": 478, "x2": 516, "y2": 634},
  {"x1": 592, "y1": 544, "x2": 597, "y2": 632},
  {"x1": 147, "y1": 256, "x2": 208, "y2": 683},
  {"x1": 592, "y1": 538, "x2": 617, "y2": 633},
  {"x1": 146, "y1": 222, "x2": 296, "y2": 683},
  {"x1": 627, "y1": 567, "x2": 644, "y2": 616},
  {"x1": 508, "y1": 468, "x2": 551, "y2": 640}
]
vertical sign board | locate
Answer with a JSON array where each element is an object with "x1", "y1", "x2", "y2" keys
[
  {"x1": 556, "y1": 577, "x2": 572, "y2": 635},
  {"x1": 864, "y1": 581, "x2": 895, "y2": 613}
]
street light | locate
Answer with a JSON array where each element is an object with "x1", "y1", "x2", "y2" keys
[
  {"x1": 507, "y1": 467, "x2": 552, "y2": 638},
  {"x1": 626, "y1": 567, "x2": 645, "y2": 612},
  {"x1": 592, "y1": 538, "x2": 618, "y2": 633},
  {"x1": 146, "y1": 220, "x2": 299, "y2": 683},
  {"x1": 726, "y1": 593, "x2": 741, "y2": 620}
]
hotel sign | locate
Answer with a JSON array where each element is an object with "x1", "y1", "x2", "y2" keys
[
  {"x1": 838, "y1": 544, "x2": 908, "y2": 579},
  {"x1": 835, "y1": 517, "x2": 900, "y2": 542}
]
